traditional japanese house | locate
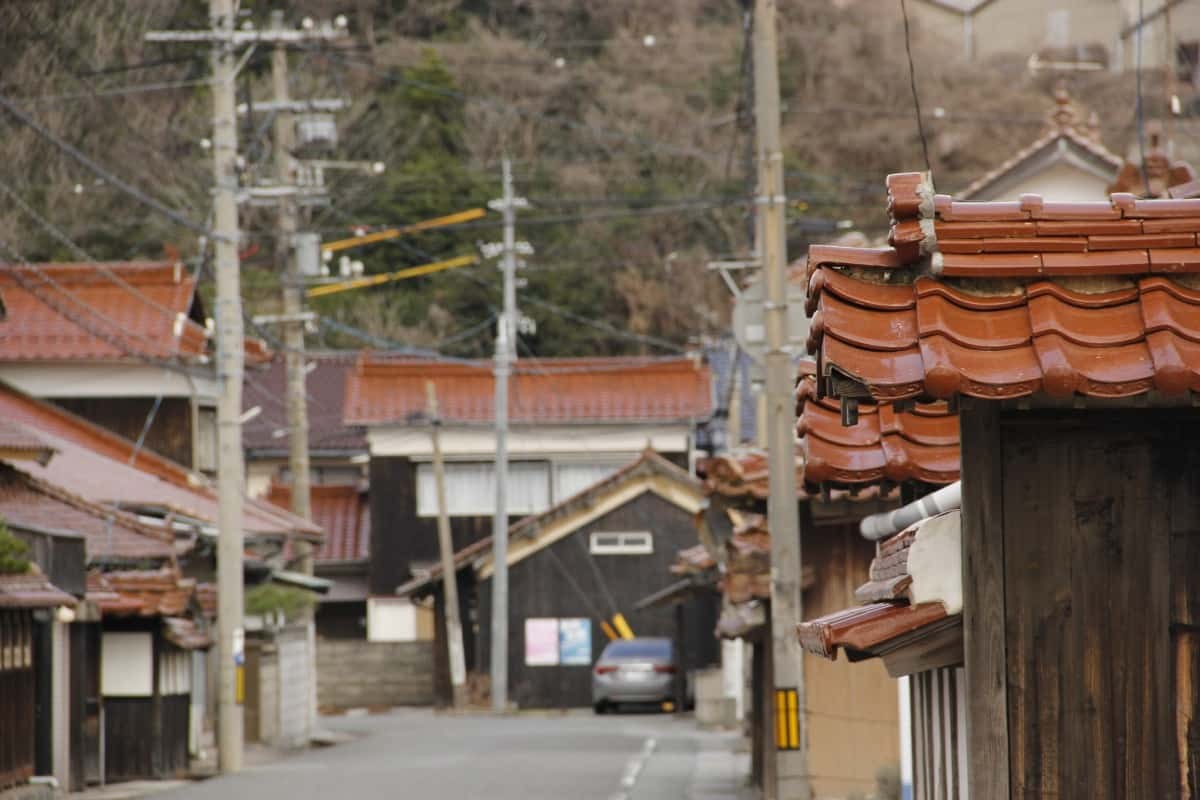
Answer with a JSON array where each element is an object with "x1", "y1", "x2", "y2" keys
[
  {"x1": 344, "y1": 353, "x2": 710, "y2": 662},
  {"x1": 398, "y1": 449, "x2": 720, "y2": 710},
  {"x1": 799, "y1": 171, "x2": 1200, "y2": 798},
  {"x1": 0, "y1": 459, "x2": 212, "y2": 788},
  {"x1": 86, "y1": 568, "x2": 208, "y2": 781},
  {"x1": 0, "y1": 571, "x2": 76, "y2": 794},
  {"x1": 0, "y1": 261, "x2": 271, "y2": 472},
  {"x1": 697, "y1": 363, "x2": 960, "y2": 800}
]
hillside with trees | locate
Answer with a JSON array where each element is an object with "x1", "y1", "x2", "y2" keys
[{"x1": 0, "y1": 0, "x2": 1180, "y2": 356}]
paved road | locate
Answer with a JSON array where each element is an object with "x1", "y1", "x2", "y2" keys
[{"x1": 159, "y1": 710, "x2": 750, "y2": 800}]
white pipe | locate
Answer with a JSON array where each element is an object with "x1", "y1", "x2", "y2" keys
[{"x1": 859, "y1": 481, "x2": 961, "y2": 541}]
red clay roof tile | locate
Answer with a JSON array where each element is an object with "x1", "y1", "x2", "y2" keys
[
  {"x1": 345, "y1": 354, "x2": 712, "y2": 426},
  {"x1": 0, "y1": 262, "x2": 209, "y2": 362},
  {"x1": 796, "y1": 601, "x2": 948, "y2": 660},
  {"x1": 807, "y1": 173, "x2": 1200, "y2": 402},
  {"x1": 266, "y1": 482, "x2": 369, "y2": 563},
  {"x1": 0, "y1": 572, "x2": 76, "y2": 609}
]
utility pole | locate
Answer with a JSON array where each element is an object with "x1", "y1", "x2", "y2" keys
[
  {"x1": 146, "y1": 8, "x2": 348, "y2": 774},
  {"x1": 753, "y1": 1, "x2": 809, "y2": 798},
  {"x1": 487, "y1": 157, "x2": 527, "y2": 713},
  {"x1": 427, "y1": 382, "x2": 468, "y2": 708},
  {"x1": 269, "y1": 9, "x2": 312, "y2": 559}
]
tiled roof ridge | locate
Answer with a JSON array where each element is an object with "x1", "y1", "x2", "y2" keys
[
  {"x1": 0, "y1": 461, "x2": 176, "y2": 548},
  {"x1": 0, "y1": 260, "x2": 210, "y2": 361}
]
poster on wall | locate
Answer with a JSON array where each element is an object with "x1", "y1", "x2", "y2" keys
[
  {"x1": 524, "y1": 618, "x2": 559, "y2": 666},
  {"x1": 558, "y1": 618, "x2": 592, "y2": 665}
]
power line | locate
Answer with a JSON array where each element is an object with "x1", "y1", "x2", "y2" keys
[
  {"x1": 0, "y1": 94, "x2": 218, "y2": 238},
  {"x1": 899, "y1": 0, "x2": 933, "y2": 173},
  {"x1": 1135, "y1": 0, "x2": 1151, "y2": 194},
  {"x1": 0, "y1": 176, "x2": 202, "y2": 332}
]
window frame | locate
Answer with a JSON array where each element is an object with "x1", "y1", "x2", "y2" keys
[{"x1": 588, "y1": 530, "x2": 654, "y2": 556}]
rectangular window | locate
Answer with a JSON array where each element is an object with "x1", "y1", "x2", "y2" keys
[
  {"x1": 589, "y1": 531, "x2": 653, "y2": 555},
  {"x1": 416, "y1": 461, "x2": 551, "y2": 517},
  {"x1": 553, "y1": 461, "x2": 626, "y2": 501}
]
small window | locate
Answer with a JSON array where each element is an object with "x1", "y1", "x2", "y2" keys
[{"x1": 589, "y1": 531, "x2": 653, "y2": 555}]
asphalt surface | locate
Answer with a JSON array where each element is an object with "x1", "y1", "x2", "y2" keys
[{"x1": 157, "y1": 709, "x2": 750, "y2": 800}]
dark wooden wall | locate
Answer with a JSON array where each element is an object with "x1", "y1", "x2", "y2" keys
[
  {"x1": 476, "y1": 489, "x2": 717, "y2": 709},
  {"x1": 54, "y1": 397, "x2": 194, "y2": 467},
  {"x1": 367, "y1": 452, "x2": 690, "y2": 596},
  {"x1": 0, "y1": 610, "x2": 34, "y2": 792},
  {"x1": 962, "y1": 407, "x2": 1198, "y2": 799},
  {"x1": 103, "y1": 625, "x2": 191, "y2": 782},
  {"x1": 368, "y1": 456, "x2": 491, "y2": 594}
]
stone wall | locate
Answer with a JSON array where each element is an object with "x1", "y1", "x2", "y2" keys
[{"x1": 316, "y1": 638, "x2": 434, "y2": 710}]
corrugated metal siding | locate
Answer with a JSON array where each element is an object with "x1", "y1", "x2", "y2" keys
[{"x1": 911, "y1": 665, "x2": 968, "y2": 800}]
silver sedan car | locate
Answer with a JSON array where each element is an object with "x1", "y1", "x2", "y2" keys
[{"x1": 592, "y1": 637, "x2": 676, "y2": 713}]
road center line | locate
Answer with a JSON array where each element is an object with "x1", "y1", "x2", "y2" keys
[{"x1": 611, "y1": 736, "x2": 657, "y2": 799}]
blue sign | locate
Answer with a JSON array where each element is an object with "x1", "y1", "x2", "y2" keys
[{"x1": 558, "y1": 618, "x2": 592, "y2": 666}]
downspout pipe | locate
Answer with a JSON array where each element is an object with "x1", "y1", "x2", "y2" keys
[{"x1": 859, "y1": 481, "x2": 961, "y2": 541}]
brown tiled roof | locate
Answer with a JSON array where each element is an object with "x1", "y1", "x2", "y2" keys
[
  {"x1": 670, "y1": 544, "x2": 716, "y2": 575},
  {"x1": 0, "y1": 463, "x2": 174, "y2": 563},
  {"x1": 244, "y1": 352, "x2": 366, "y2": 454},
  {"x1": 266, "y1": 482, "x2": 369, "y2": 562},
  {"x1": 796, "y1": 601, "x2": 948, "y2": 660},
  {"x1": 806, "y1": 171, "x2": 1200, "y2": 401},
  {"x1": 0, "y1": 571, "x2": 76, "y2": 608},
  {"x1": 0, "y1": 420, "x2": 54, "y2": 463},
  {"x1": 162, "y1": 616, "x2": 211, "y2": 649},
  {"x1": 796, "y1": 371, "x2": 959, "y2": 487},
  {"x1": 0, "y1": 262, "x2": 209, "y2": 362},
  {"x1": 345, "y1": 354, "x2": 712, "y2": 425},
  {"x1": 0, "y1": 382, "x2": 320, "y2": 538},
  {"x1": 87, "y1": 567, "x2": 195, "y2": 617}
]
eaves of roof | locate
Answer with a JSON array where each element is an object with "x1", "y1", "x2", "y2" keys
[{"x1": 807, "y1": 172, "x2": 1200, "y2": 403}]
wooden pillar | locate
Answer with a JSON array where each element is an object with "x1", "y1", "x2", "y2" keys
[{"x1": 959, "y1": 403, "x2": 1008, "y2": 800}]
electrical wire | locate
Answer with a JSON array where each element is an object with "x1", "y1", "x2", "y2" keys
[
  {"x1": 0, "y1": 94, "x2": 218, "y2": 239},
  {"x1": 899, "y1": 0, "x2": 933, "y2": 174},
  {"x1": 1135, "y1": 0, "x2": 1151, "y2": 194}
]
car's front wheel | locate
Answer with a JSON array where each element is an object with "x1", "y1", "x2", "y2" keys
[{"x1": 593, "y1": 700, "x2": 609, "y2": 715}]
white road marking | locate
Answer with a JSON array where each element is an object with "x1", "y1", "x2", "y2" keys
[{"x1": 611, "y1": 736, "x2": 657, "y2": 799}]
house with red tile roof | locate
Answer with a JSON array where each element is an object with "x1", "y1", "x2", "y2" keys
[
  {"x1": 397, "y1": 449, "x2": 720, "y2": 710},
  {"x1": 800, "y1": 171, "x2": 1200, "y2": 798},
  {"x1": 0, "y1": 261, "x2": 270, "y2": 471},
  {"x1": 956, "y1": 85, "x2": 1124, "y2": 202},
  {"x1": 343, "y1": 352, "x2": 712, "y2": 635}
]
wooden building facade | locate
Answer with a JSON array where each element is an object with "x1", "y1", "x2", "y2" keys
[
  {"x1": 401, "y1": 450, "x2": 721, "y2": 710},
  {"x1": 345, "y1": 354, "x2": 712, "y2": 599},
  {"x1": 802, "y1": 172, "x2": 1200, "y2": 797}
]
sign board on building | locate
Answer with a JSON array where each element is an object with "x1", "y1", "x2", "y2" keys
[
  {"x1": 524, "y1": 618, "x2": 559, "y2": 666},
  {"x1": 558, "y1": 618, "x2": 592, "y2": 665}
]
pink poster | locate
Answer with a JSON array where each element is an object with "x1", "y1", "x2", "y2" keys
[{"x1": 524, "y1": 618, "x2": 559, "y2": 666}]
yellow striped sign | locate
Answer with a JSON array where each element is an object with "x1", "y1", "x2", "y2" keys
[{"x1": 774, "y1": 688, "x2": 800, "y2": 750}]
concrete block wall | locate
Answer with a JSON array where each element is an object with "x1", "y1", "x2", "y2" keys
[
  {"x1": 316, "y1": 639, "x2": 434, "y2": 710},
  {"x1": 276, "y1": 628, "x2": 312, "y2": 747}
]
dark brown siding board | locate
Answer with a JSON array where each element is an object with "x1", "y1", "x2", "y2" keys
[
  {"x1": 369, "y1": 456, "x2": 496, "y2": 594},
  {"x1": 959, "y1": 403, "x2": 1009, "y2": 800},
  {"x1": 54, "y1": 397, "x2": 194, "y2": 467},
  {"x1": 477, "y1": 489, "x2": 705, "y2": 709},
  {"x1": 1169, "y1": 435, "x2": 1200, "y2": 799},
  {"x1": 1001, "y1": 412, "x2": 1179, "y2": 799}
]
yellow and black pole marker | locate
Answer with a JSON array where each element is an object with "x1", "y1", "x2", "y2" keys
[{"x1": 774, "y1": 688, "x2": 800, "y2": 750}]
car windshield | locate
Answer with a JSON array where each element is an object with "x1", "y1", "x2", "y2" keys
[{"x1": 601, "y1": 639, "x2": 672, "y2": 660}]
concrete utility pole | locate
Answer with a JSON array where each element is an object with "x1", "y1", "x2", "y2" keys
[
  {"x1": 753, "y1": 0, "x2": 810, "y2": 798},
  {"x1": 488, "y1": 157, "x2": 526, "y2": 713},
  {"x1": 269, "y1": 10, "x2": 312, "y2": 560},
  {"x1": 146, "y1": 8, "x2": 347, "y2": 774},
  {"x1": 427, "y1": 382, "x2": 468, "y2": 708},
  {"x1": 210, "y1": 0, "x2": 246, "y2": 773}
]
